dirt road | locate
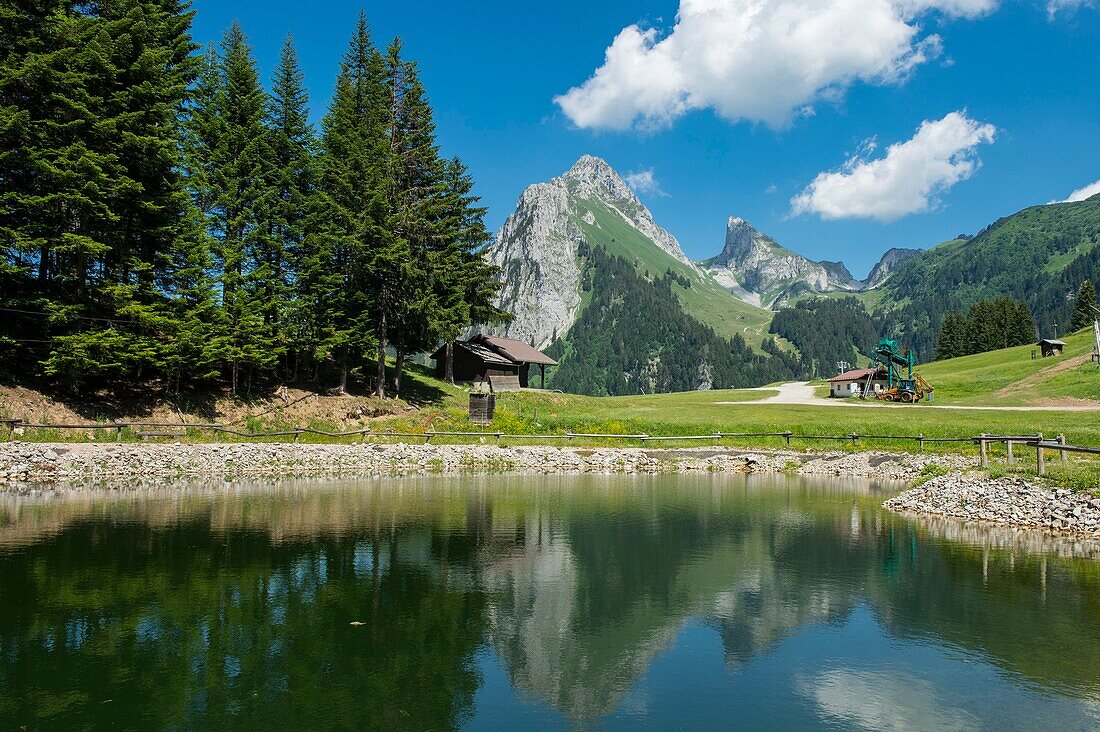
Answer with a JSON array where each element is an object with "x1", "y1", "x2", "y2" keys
[{"x1": 717, "y1": 382, "x2": 1100, "y2": 412}]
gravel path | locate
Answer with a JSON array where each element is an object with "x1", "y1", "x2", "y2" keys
[{"x1": 715, "y1": 381, "x2": 1100, "y2": 411}]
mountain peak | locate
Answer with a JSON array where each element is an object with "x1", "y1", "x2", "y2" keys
[{"x1": 559, "y1": 155, "x2": 633, "y2": 201}]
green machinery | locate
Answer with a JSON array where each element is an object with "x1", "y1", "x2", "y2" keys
[{"x1": 867, "y1": 339, "x2": 933, "y2": 403}]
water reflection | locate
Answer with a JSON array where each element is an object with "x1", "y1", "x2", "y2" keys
[{"x1": 1, "y1": 473, "x2": 1099, "y2": 729}]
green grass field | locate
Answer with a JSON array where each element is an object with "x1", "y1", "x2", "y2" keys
[{"x1": 915, "y1": 329, "x2": 1099, "y2": 405}]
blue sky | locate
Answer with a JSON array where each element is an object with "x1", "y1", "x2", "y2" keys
[{"x1": 190, "y1": 0, "x2": 1100, "y2": 277}]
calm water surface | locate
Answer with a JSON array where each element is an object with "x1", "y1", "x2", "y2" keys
[{"x1": 2, "y1": 473, "x2": 1099, "y2": 730}]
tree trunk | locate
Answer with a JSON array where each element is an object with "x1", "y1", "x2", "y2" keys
[
  {"x1": 375, "y1": 317, "x2": 387, "y2": 399},
  {"x1": 445, "y1": 341, "x2": 454, "y2": 384},
  {"x1": 231, "y1": 362, "x2": 239, "y2": 396},
  {"x1": 338, "y1": 351, "x2": 347, "y2": 394},
  {"x1": 394, "y1": 350, "x2": 404, "y2": 395}
]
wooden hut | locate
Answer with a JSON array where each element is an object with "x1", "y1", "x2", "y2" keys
[
  {"x1": 1038, "y1": 338, "x2": 1065, "y2": 357},
  {"x1": 431, "y1": 335, "x2": 557, "y2": 390},
  {"x1": 827, "y1": 367, "x2": 887, "y2": 398}
]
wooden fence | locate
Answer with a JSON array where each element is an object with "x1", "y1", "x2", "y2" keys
[{"x1": 1, "y1": 418, "x2": 1095, "y2": 476}]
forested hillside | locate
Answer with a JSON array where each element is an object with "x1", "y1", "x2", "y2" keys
[
  {"x1": 877, "y1": 196, "x2": 1100, "y2": 355},
  {"x1": 768, "y1": 298, "x2": 879, "y2": 376},
  {"x1": 546, "y1": 245, "x2": 799, "y2": 396},
  {"x1": 0, "y1": 3, "x2": 503, "y2": 397}
]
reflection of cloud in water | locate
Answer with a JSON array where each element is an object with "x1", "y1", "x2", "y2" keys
[{"x1": 799, "y1": 669, "x2": 977, "y2": 731}]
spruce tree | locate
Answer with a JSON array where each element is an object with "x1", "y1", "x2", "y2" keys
[
  {"x1": 933, "y1": 312, "x2": 965, "y2": 360},
  {"x1": 267, "y1": 35, "x2": 317, "y2": 381},
  {"x1": 382, "y1": 40, "x2": 443, "y2": 394},
  {"x1": 434, "y1": 157, "x2": 508, "y2": 383},
  {"x1": 1071, "y1": 280, "x2": 1097, "y2": 332},
  {"x1": 208, "y1": 22, "x2": 281, "y2": 393},
  {"x1": 316, "y1": 13, "x2": 387, "y2": 393}
]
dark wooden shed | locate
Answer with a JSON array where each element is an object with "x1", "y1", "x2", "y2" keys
[
  {"x1": 431, "y1": 335, "x2": 557, "y2": 390},
  {"x1": 1038, "y1": 338, "x2": 1066, "y2": 357}
]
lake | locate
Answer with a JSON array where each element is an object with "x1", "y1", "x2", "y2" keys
[{"x1": 2, "y1": 473, "x2": 1099, "y2": 730}]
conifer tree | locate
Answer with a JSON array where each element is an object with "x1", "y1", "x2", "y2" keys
[
  {"x1": 1071, "y1": 280, "x2": 1097, "y2": 332},
  {"x1": 268, "y1": 35, "x2": 317, "y2": 380},
  {"x1": 434, "y1": 157, "x2": 508, "y2": 383},
  {"x1": 382, "y1": 40, "x2": 443, "y2": 394},
  {"x1": 208, "y1": 22, "x2": 281, "y2": 393},
  {"x1": 933, "y1": 312, "x2": 966, "y2": 361},
  {"x1": 316, "y1": 13, "x2": 387, "y2": 393}
]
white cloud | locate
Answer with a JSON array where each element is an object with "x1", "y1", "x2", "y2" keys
[
  {"x1": 790, "y1": 111, "x2": 996, "y2": 222},
  {"x1": 554, "y1": 0, "x2": 996, "y2": 131},
  {"x1": 1054, "y1": 179, "x2": 1100, "y2": 203},
  {"x1": 798, "y1": 669, "x2": 978, "y2": 731},
  {"x1": 1046, "y1": 0, "x2": 1094, "y2": 19},
  {"x1": 624, "y1": 168, "x2": 668, "y2": 197}
]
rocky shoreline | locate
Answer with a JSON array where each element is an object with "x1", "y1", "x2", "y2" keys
[
  {"x1": 5, "y1": 441, "x2": 1095, "y2": 539},
  {"x1": 0, "y1": 441, "x2": 967, "y2": 487},
  {"x1": 885, "y1": 474, "x2": 1100, "y2": 538}
]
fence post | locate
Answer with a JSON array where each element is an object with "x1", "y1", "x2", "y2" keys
[
  {"x1": 850, "y1": 433, "x2": 859, "y2": 444},
  {"x1": 1036, "y1": 432, "x2": 1045, "y2": 476},
  {"x1": 918, "y1": 434, "x2": 924, "y2": 453},
  {"x1": 293, "y1": 430, "x2": 300, "y2": 444},
  {"x1": 1006, "y1": 440, "x2": 1014, "y2": 465},
  {"x1": 978, "y1": 433, "x2": 988, "y2": 467},
  {"x1": 784, "y1": 431, "x2": 792, "y2": 447},
  {"x1": 115, "y1": 423, "x2": 122, "y2": 442},
  {"x1": 1058, "y1": 434, "x2": 1067, "y2": 463}
]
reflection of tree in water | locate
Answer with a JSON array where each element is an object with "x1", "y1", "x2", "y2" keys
[
  {"x1": 0, "y1": 518, "x2": 487, "y2": 729},
  {"x1": 2, "y1": 475, "x2": 1100, "y2": 728}
]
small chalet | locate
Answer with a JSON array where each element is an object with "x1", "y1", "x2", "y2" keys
[
  {"x1": 1038, "y1": 338, "x2": 1065, "y2": 357},
  {"x1": 828, "y1": 367, "x2": 887, "y2": 398},
  {"x1": 431, "y1": 334, "x2": 557, "y2": 391}
]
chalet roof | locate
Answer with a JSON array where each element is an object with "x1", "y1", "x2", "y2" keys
[
  {"x1": 1038, "y1": 338, "x2": 1066, "y2": 346},
  {"x1": 828, "y1": 368, "x2": 881, "y2": 383},
  {"x1": 475, "y1": 334, "x2": 558, "y2": 366},
  {"x1": 429, "y1": 340, "x2": 513, "y2": 366}
]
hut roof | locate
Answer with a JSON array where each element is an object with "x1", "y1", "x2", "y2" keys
[
  {"x1": 475, "y1": 334, "x2": 558, "y2": 366},
  {"x1": 1038, "y1": 338, "x2": 1066, "y2": 346},
  {"x1": 429, "y1": 341, "x2": 513, "y2": 366},
  {"x1": 827, "y1": 368, "x2": 880, "y2": 383}
]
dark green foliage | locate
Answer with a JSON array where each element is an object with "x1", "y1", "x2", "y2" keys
[
  {"x1": 932, "y1": 297, "x2": 1035, "y2": 361},
  {"x1": 313, "y1": 14, "x2": 388, "y2": 393},
  {"x1": 549, "y1": 246, "x2": 797, "y2": 396},
  {"x1": 878, "y1": 197, "x2": 1100, "y2": 355},
  {"x1": 0, "y1": 9, "x2": 503, "y2": 395},
  {"x1": 0, "y1": 0, "x2": 200, "y2": 388},
  {"x1": 933, "y1": 312, "x2": 966, "y2": 361},
  {"x1": 1070, "y1": 280, "x2": 1097, "y2": 333},
  {"x1": 769, "y1": 298, "x2": 879, "y2": 377}
]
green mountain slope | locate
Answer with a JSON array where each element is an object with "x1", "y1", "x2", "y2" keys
[
  {"x1": 575, "y1": 200, "x2": 774, "y2": 347},
  {"x1": 545, "y1": 246, "x2": 799, "y2": 396},
  {"x1": 875, "y1": 195, "x2": 1100, "y2": 355}
]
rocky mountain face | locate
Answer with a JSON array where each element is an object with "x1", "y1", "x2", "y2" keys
[
  {"x1": 863, "y1": 247, "x2": 921, "y2": 289},
  {"x1": 486, "y1": 156, "x2": 924, "y2": 353},
  {"x1": 487, "y1": 155, "x2": 694, "y2": 348},
  {"x1": 700, "y1": 217, "x2": 861, "y2": 309}
]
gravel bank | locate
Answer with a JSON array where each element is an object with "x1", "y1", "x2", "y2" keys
[
  {"x1": 0, "y1": 441, "x2": 965, "y2": 487},
  {"x1": 885, "y1": 474, "x2": 1100, "y2": 538}
]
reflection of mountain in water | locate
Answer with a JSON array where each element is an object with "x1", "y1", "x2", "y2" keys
[{"x1": 2, "y1": 474, "x2": 1100, "y2": 727}]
